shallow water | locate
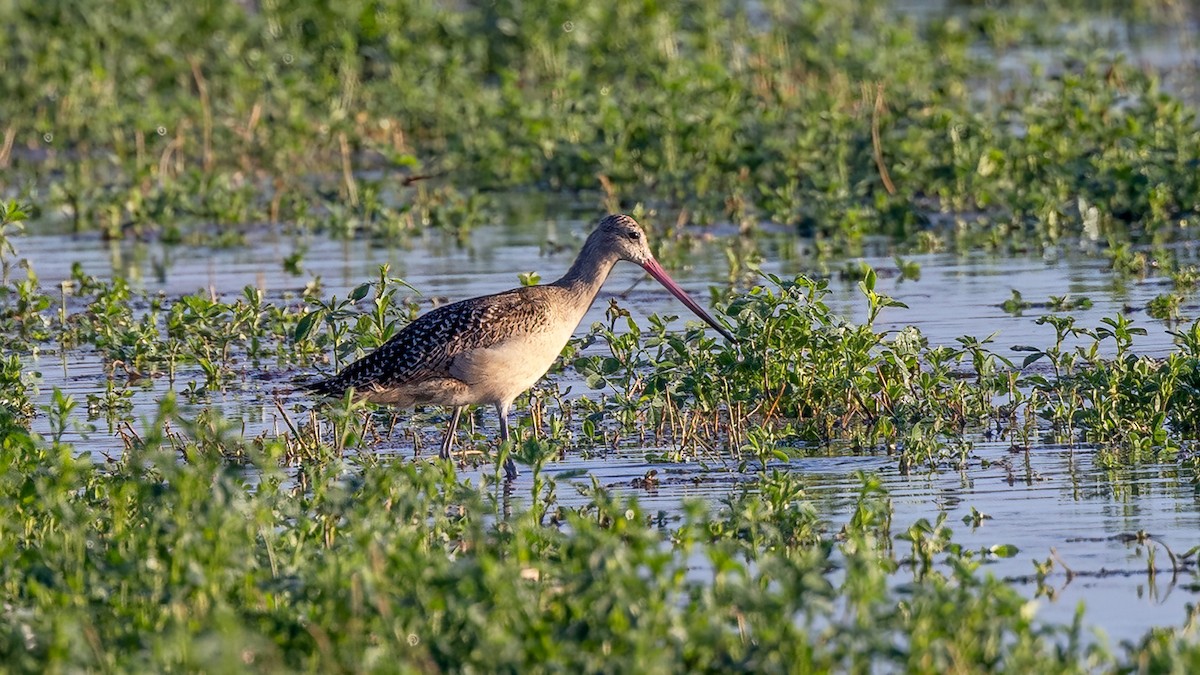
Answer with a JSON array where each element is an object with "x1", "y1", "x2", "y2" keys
[
  {"x1": 528, "y1": 440, "x2": 1200, "y2": 647},
  {"x1": 13, "y1": 219, "x2": 1200, "y2": 645}
]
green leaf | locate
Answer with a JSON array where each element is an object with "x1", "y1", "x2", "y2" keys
[
  {"x1": 989, "y1": 544, "x2": 1020, "y2": 558},
  {"x1": 350, "y1": 283, "x2": 371, "y2": 301},
  {"x1": 295, "y1": 310, "x2": 322, "y2": 342},
  {"x1": 1024, "y1": 375, "x2": 1051, "y2": 388}
]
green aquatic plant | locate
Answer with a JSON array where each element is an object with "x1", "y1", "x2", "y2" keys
[
  {"x1": 0, "y1": 201, "x2": 29, "y2": 285},
  {"x1": 0, "y1": 204, "x2": 53, "y2": 346},
  {"x1": 0, "y1": 405, "x2": 1160, "y2": 672},
  {"x1": 1106, "y1": 242, "x2": 1152, "y2": 278},
  {"x1": 1166, "y1": 322, "x2": 1200, "y2": 439},
  {"x1": 1018, "y1": 314, "x2": 1200, "y2": 463},
  {"x1": 3, "y1": 1, "x2": 1198, "y2": 253},
  {"x1": 572, "y1": 268, "x2": 1200, "y2": 470},
  {"x1": 1147, "y1": 292, "x2": 1185, "y2": 322},
  {"x1": 575, "y1": 270, "x2": 1006, "y2": 468},
  {"x1": 1171, "y1": 265, "x2": 1200, "y2": 293},
  {"x1": 294, "y1": 266, "x2": 421, "y2": 368},
  {"x1": 894, "y1": 256, "x2": 922, "y2": 282},
  {"x1": 0, "y1": 354, "x2": 35, "y2": 425},
  {"x1": 1048, "y1": 295, "x2": 1093, "y2": 312},
  {"x1": 41, "y1": 388, "x2": 78, "y2": 446},
  {"x1": 1001, "y1": 289, "x2": 1033, "y2": 316}
]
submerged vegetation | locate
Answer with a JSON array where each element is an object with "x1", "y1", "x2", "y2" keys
[{"x1": 4, "y1": 0, "x2": 1200, "y2": 670}]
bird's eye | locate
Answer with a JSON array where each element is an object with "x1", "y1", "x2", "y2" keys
[{"x1": 627, "y1": 231, "x2": 640, "y2": 241}]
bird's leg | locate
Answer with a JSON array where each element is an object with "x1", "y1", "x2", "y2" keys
[
  {"x1": 496, "y1": 402, "x2": 518, "y2": 480},
  {"x1": 440, "y1": 406, "x2": 463, "y2": 460}
]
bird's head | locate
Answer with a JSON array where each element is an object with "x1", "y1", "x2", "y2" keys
[
  {"x1": 593, "y1": 213, "x2": 654, "y2": 266},
  {"x1": 588, "y1": 213, "x2": 736, "y2": 343}
]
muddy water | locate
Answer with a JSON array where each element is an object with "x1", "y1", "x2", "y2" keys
[{"x1": 14, "y1": 219, "x2": 1200, "y2": 645}]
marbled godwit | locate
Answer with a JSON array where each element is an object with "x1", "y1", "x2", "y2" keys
[{"x1": 307, "y1": 214, "x2": 736, "y2": 479}]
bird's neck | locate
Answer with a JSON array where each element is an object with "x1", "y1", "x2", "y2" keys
[{"x1": 551, "y1": 239, "x2": 620, "y2": 308}]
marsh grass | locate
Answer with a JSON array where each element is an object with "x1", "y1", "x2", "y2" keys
[{"x1": 3, "y1": 1, "x2": 1198, "y2": 251}]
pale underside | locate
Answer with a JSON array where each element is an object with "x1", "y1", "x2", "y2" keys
[{"x1": 357, "y1": 321, "x2": 578, "y2": 408}]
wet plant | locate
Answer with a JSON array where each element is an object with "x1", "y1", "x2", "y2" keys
[
  {"x1": 0, "y1": 201, "x2": 29, "y2": 285},
  {"x1": 0, "y1": 354, "x2": 35, "y2": 425},
  {"x1": 1048, "y1": 295, "x2": 1093, "y2": 312},
  {"x1": 1002, "y1": 289, "x2": 1033, "y2": 316},
  {"x1": 295, "y1": 265, "x2": 421, "y2": 368},
  {"x1": 576, "y1": 270, "x2": 1013, "y2": 468},
  {"x1": 1015, "y1": 313, "x2": 1200, "y2": 462},
  {"x1": 7, "y1": 225, "x2": 1200, "y2": 669},
  {"x1": 1147, "y1": 292, "x2": 1185, "y2": 322},
  {"x1": 6, "y1": 402, "x2": 1155, "y2": 671}
]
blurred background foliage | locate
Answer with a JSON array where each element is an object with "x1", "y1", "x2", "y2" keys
[{"x1": 1, "y1": 0, "x2": 1197, "y2": 245}]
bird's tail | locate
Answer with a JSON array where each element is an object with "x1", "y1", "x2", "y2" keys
[{"x1": 300, "y1": 374, "x2": 346, "y2": 399}]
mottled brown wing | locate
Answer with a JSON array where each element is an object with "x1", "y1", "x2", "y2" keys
[{"x1": 306, "y1": 287, "x2": 555, "y2": 398}]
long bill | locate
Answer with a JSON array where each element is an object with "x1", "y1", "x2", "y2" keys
[{"x1": 641, "y1": 259, "x2": 737, "y2": 343}]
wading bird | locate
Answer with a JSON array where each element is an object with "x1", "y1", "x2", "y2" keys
[{"x1": 307, "y1": 214, "x2": 736, "y2": 479}]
